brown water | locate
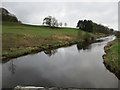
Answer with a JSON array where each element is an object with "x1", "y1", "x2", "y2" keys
[{"x1": 2, "y1": 35, "x2": 118, "y2": 88}]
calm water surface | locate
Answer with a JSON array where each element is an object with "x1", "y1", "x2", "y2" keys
[{"x1": 2, "y1": 36, "x2": 118, "y2": 88}]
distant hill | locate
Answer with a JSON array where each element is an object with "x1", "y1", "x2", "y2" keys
[{"x1": 0, "y1": 8, "x2": 19, "y2": 22}]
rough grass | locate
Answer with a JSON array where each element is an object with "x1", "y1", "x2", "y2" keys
[
  {"x1": 2, "y1": 22, "x2": 104, "y2": 59},
  {"x1": 103, "y1": 38, "x2": 120, "y2": 78}
]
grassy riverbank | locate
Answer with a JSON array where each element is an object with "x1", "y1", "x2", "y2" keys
[
  {"x1": 2, "y1": 22, "x2": 106, "y2": 60},
  {"x1": 103, "y1": 38, "x2": 120, "y2": 79}
]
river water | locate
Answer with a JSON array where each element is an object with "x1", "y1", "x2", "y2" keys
[{"x1": 2, "y1": 35, "x2": 118, "y2": 88}]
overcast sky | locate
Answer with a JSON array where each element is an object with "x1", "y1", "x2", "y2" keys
[{"x1": 1, "y1": 1, "x2": 118, "y2": 30}]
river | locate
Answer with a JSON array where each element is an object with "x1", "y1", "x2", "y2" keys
[{"x1": 2, "y1": 35, "x2": 118, "y2": 88}]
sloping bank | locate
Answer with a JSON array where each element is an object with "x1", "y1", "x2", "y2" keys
[
  {"x1": 103, "y1": 38, "x2": 120, "y2": 79},
  {"x1": 2, "y1": 36, "x2": 102, "y2": 62},
  {"x1": 2, "y1": 22, "x2": 107, "y2": 62}
]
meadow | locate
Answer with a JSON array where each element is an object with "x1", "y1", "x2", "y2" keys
[{"x1": 2, "y1": 22, "x2": 105, "y2": 60}]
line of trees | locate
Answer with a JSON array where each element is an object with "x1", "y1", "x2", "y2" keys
[
  {"x1": 43, "y1": 16, "x2": 67, "y2": 27},
  {"x1": 76, "y1": 20, "x2": 114, "y2": 34}
]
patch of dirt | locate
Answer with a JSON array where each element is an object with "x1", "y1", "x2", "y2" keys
[
  {"x1": 52, "y1": 35, "x2": 73, "y2": 41},
  {"x1": 9, "y1": 46, "x2": 36, "y2": 51},
  {"x1": 23, "y1": 34, "x2": 33, "y2": 38}
]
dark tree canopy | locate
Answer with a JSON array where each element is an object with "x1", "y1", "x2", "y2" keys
[
  {"x1": 77, "y1": 19, "x2": 114, "y2": 34},
  {"x1": 77, "y1": 20, "x2": 93, "y2": 32},
  {"x1": 114, "y1": 31, "x2": 120, "y2": 38},
  {"x1": 43, "y1": 16, "x2": 58, "y2": 27},
  {"x1": 0, "y1": 8, "x2": 19, "y2": 22}
]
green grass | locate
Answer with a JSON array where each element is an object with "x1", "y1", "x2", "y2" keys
[
  {"x1": 104, "y1": 38, "x2": 120, "y2": 75},
  {"x1": 3, "y1": 22, "x2": 81, "y2": 36},
  {"x1": 2, "y1": 21, "x2": 104, "y2": 59},
  {"x1": 3, "y1": 49, "x2": 32, "y2": 58}
]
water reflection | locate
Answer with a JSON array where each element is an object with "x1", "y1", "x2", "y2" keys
[
  {"x1": 8, "y1": 60, "x2": 16, "y2": 74},
  {"x1": 44, "y1": 49, "x2": 57, "y2": 57},
  {"x1": 2, "y1": 35, "x2": 118, "y2": 88},
  {"x1": 76, "y1": 42, "x2": 91, "y2": 51}
]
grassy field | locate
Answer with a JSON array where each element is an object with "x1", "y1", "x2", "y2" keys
[
  {"x1": 103, "y1": 38, "x2": 120, "y2": 79},
  {"x1": 2, "y1": 22, "x2": 105, "y2": 60}
]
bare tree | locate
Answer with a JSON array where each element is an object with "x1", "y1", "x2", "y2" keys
[
  {"x1": 64, "y1": 23, "x2": 67, "y2": 27},
  {"x1": 59, "y1": 22, "x2": 62, "y2": 27}
]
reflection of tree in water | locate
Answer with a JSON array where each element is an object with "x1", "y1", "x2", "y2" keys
[
  {"x1": 77, "y1": 42, "x2": 91, "y2": 51},
  {"x1": 8, "y1": 60, "x2": 16, "y2": 74},
  {"x1": 44, "y1": 49, "x2": 57, "y2": 57}
]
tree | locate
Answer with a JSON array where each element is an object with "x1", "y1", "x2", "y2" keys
[
  {"x1": 64, "y1": 23, "x2": 67, "y2": 27},
  {"x1": 77, "y1": 19, "x2": 113, "y2": 34},
  {"x1": 0, "y1": 8, "x2": 18, "y2": 22},
  {"x1": 114, "y1": 31, "x2": 120, "y2": 38},
  {"x1": 77, "y1": 20, "x2": 84, "y2": 29},
  {"x1": 59, "y1": 22, "x2": 62, "y2": 27},
  {"x1": 43, "y1": 16, "x2": 58, "y2": 27},
  {"x1": 77, "y1": 20, "x2": 93, "y2": 32},
  {"x1": 43, "y1": 16, "x2": 52, "y2": 26},
  {"x1": 51, "y1": 17, "x2": 58, "y2": 27}
]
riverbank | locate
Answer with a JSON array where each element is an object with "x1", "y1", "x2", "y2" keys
[
  {"x1": 103, "y1": 38, "x2": 120, "y2": 79},
  {"x1": 2, "y1": 22, "x2": 106, "y2": 61}
]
